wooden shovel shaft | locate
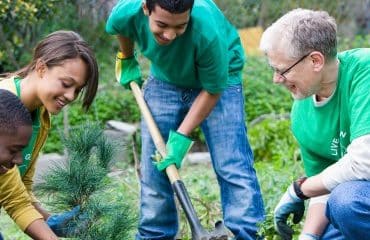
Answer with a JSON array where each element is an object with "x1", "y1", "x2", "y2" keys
[
  {"x1": 130, "y1": 81, "x2": 180, "y2": 183},
  {"x1": 130, "y1": 81, "x2": 229, "y2": 240}
]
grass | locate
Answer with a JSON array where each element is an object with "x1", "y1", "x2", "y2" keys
[{"x1": 0, "y1": 153, "x2": 304, "y2": 239}]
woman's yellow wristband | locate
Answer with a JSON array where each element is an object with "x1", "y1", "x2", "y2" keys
[{"x1": 116, "y1": 51, "x2": 133, "y2": 59}]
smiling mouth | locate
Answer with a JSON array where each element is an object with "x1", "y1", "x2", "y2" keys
[
  {"x1": 156, "y1": 35, "x2": 171, "y2": 44},
  {"x1": 56, "y1": 99, "x2": 67, "y2": 108}
]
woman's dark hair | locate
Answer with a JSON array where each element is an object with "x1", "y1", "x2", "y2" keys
[
  {"x1": 146, "y1": 0, "x2": 194, "y2": 14},
  {"x1": 5, "y1": 30, "x2": 98, "y2": 111}
]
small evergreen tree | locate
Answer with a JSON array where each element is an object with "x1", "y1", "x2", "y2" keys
[{"x1": 36, "y1": 122, "x2": 137, "y2": 239}]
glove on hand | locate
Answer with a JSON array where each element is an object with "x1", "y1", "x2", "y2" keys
[
  {"x1": 274, "y1": 184, "x2": 305, "y2": 240},
  {"x1": 46, "y1": 206, "x2": 80, "y2": 237},
  {"x1": 115, "y1": 51, "x2": 142, "y2": 89},
  {"x1": 156, "y1": 130, "x2": 193, "y2": 171}
]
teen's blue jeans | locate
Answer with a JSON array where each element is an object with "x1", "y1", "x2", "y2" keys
[
  {"x1": 136, "y1": 76, "x2": 265, "y2": 240},
  {"x1": 320, "y1": 180, "x2": 370, "y2": 240}
]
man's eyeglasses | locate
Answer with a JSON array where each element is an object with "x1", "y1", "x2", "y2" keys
[{"x1": 274, "y1": 53, "x2": 309, "y2": 80}]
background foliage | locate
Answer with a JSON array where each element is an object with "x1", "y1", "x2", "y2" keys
[
  {"x1": 0, "y1": 0, "x2": 369, "y2": 239},
  {"x1": 214, "y1": 0, "x2": 370, "y2": 35}
]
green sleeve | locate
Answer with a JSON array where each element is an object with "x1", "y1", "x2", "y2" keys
[
  {"x1": 196, "y1": 38, "x2": 228, "y2": 94},
  {"x1": 105, "y1": 0, "x2": 140, "y2": 38}
]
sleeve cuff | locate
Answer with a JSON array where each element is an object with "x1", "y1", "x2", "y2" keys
[
  {"x1": 14, "y1": 207, "x2": 43, "y2": 231},
  {"x1": 321, "y1": 158, "x2": 347, "y2": 191}
]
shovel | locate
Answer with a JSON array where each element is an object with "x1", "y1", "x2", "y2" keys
[{"x1": 130, "y1": 81, "x2": 229, "y2": 240}]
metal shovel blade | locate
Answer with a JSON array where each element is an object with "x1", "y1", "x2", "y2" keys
[
  {"x1": 207, "y1": 221, "x2": 228, "y2": 240},
  {"x1": 192, "y1": 221, "x2": 228, "y2": 240}
]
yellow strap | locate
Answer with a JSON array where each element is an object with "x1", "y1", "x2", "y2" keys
[
  {"x1": 116, "y1": 51, "x2": 133, "y2": 59},
  {"x1": 115, "y1": 56, "x2": 122, "y2": 83}
]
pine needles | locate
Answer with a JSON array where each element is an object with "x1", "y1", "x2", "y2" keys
[{"x1": 35, "y1": 122, "x2": 137, "y2": 239}]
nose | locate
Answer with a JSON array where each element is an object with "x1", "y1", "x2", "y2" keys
[
  {"x1": 65, "y1": 88, "x2": 77, "y2": 102},
  {"x1": 12, "y1": 153, "x2": 23, "y2": 165},
  {"x1": 273, "y1": 72, "x2": 285, "y2": 84},
  {"x1": 163, "y1": 29, "x2": 176, "y2": 41}
]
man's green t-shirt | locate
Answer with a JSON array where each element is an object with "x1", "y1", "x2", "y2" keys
[
  {"x1": 105, "y1": 0, "x2": 245, "y2": 94},
  {"x1": 291, "y1": 48, "x2": 370, "y2": 176}
]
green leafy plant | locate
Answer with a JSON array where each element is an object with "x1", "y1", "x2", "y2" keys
[
  {"x1": 243, "y1": 56, "x2": 293, "y2": 122},
  {"x1": 255, "y1": 160, "x2": 305, "y2": 239},
  {"x1": 35, "y1": 122, "x2": 137, "y2": 239},
  {"x1": 249, "y1": 117, "x2": 300, "y2": 164},
  {"x1": 0, "y1": 0, "x2": 62, "y2": 72}
]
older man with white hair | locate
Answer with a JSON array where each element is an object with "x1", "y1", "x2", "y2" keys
[{"x1": 260, "y1": 8, "x2": 370, "y2": 240}]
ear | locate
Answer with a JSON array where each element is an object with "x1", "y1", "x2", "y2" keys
[
  {"x1": 142, "y1": 1, "x2": 149, "y2": 16},
  {"x1": 35, "y1": 59, "x2": 47, "y2": 78},
  {"x1": 309, "y1": 51, "x2": 325, "y2": 72}
]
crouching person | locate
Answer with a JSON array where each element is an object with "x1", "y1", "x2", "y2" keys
[{"x1": 0, "y1": 89, "x2": 58, "y2": 239}]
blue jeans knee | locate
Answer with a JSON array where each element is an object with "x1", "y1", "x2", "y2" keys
[{"x1": 325, "y1": 180, "x2": 370, "y2": 240}]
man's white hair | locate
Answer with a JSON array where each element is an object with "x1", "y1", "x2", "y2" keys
[{"x1": 259, "y1": 8, "x2": 337, "y2": 60}]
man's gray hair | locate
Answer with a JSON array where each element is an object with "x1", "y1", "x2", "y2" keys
[{"x1": 259, "y1": 8, "x2": 337, "y2": 60}]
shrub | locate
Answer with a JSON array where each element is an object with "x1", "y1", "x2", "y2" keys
[{"x1": 36, "y1": 123, "x2": 137, "y2": 239}]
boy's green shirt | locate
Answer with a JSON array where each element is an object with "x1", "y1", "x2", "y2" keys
[{"x1": 106, "y1": 0, "x2": 245, "y2": 94}]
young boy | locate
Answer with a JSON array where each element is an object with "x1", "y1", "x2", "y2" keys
[{"x1": 0, "y1": 89, "x2": 58, "y2": 239}]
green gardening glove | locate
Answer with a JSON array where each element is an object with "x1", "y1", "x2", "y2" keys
[
  {"x1": 115, "y1": 51, "x2": 142, "y2": 89},
  {"x1": 156, "y1": 130, "x2": 194, "y2": 171}
]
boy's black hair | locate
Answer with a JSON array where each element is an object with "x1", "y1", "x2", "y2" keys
[
  {"x1": 146, "y1": 0, "x2": 194, "y2": 14},
  {"x1": 0, "y1": 89, "x2": 32, "y2": 134}
]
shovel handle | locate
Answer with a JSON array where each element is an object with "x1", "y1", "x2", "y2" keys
[
  {"x1": 130, "y1": 81, "x2": 229, "y2": 239},
  {"x1": 130, "y1": 81, "x2": 180, "y2": 183}
]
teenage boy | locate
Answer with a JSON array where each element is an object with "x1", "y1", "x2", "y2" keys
[{"x1": 106, "y1": 0, "x2": 265, "y2": 239}]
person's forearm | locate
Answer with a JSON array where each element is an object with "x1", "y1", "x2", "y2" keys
[
  {"x1": 320, "y1": 134, "x2": 370, "y2": 190},
  {"x1": 303, "y1": 200, "x2": 329, "y2": 236},
  {"x1": 33, "y1": 202, "x2": 51, "y2": 220},
  {"x1": 24, "y1": 219, "x2": 58, "y2": 240},
  {"x1": 302, "y1": 194, "x2": 330, "y2": 237},
  {"x1": 117, "y1": 35, "x2": 134, "y2": 57},
  {"x1": 300, "y1": 174, "x2": 330, "y2": 197},
  {"x1": 177, "y1": 90, "x2": 220, "y2": 135},
  {"x1": 301, "y1": 134, "x2": 370, "y2": 197}
]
